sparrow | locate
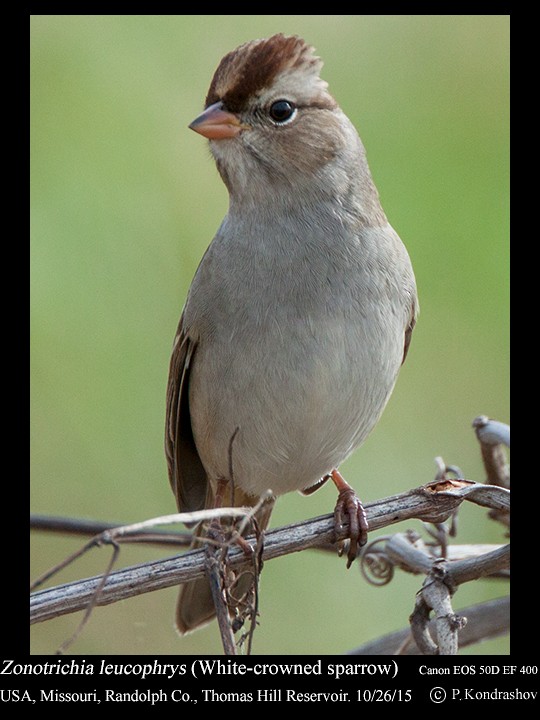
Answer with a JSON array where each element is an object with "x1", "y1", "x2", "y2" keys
[{"x1": 166, "y1": 33, "x2": 418, "y2": 634}]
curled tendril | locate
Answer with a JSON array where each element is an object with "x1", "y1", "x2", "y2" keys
[
  {"x1": 359, "y1": 536, "x2": 395, "y2": 586},
  {"x1": 223, "y1": 568, "x2": 255, "y2": 636},
  {"x1": 433, "y1": 456, "x2": 464, "y2": 482}
]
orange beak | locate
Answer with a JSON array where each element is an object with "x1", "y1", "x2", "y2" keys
[{"x1": 189, "y1": 101, "x2": 247, "y2": 139}]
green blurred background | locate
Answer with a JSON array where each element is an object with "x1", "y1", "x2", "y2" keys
[{"x1": 30, "y1": 15, "x2": 509, "y2": 655}]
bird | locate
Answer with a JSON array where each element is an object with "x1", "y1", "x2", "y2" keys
[{"x1": 165, "y1": 33, "x2": 418, "y2": 634}]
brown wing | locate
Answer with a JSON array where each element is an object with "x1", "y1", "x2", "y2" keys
[
  {"x1": 165, "y1": 316, "x2": 208, "y2": 512},
  {"x1": 402, "y1": 298, "x2": 418, "y2": 365}
]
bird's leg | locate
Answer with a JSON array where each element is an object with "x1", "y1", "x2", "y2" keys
[
  {"x1": 205, "y1": 477, "x2": 228, "y2": 549},
  {"x1": 330, "y1": 468, "x2": 368, "y2": 568},
  {"x1": 209, "y1": 477, "x2": 253, "y2": 557},
  {"x1": 207, "y1": 477, "x2": 259, "y2": 638},
  {"x1": 214, "y1": 476, "x2": 229, "y2": 509}
]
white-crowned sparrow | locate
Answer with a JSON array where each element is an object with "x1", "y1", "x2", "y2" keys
[{"x1": 166, "y1": 34, "x2": 418, "y2": 634}]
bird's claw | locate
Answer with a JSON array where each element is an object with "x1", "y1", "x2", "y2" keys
[{"x1": 333, "y1": 486, "x2": 368, "y2": 568}]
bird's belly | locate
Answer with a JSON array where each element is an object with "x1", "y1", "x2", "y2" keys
[{"x1": 189, "y1": 316, "x2": 402, "y2": 498}]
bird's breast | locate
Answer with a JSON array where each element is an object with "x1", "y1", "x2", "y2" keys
[{"x1": 185, "y1": 233, "x2": 407, "y2": 496}]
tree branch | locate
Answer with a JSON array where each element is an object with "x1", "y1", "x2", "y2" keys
[
  {"x1": 383, "y1": 532, "x2": 510, "y2": 582},
  {"x1": 348, "y1": 596, "x2": 510, "y2": 655},
  {"x1": 473, "y1": 415, "x2": 510, "y2": 489},
  {"x1": 30, "y1": 480, "x2": 509, "y2": 625},
  {"x1": 472, "y1": 415, "x2": 510, "y2": 530},
  {"x1": 30, "y1": 514, "x2": 192, "y2": 547}
]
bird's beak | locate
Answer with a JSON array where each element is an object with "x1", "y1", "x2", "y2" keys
[{"x1": 189, "y1": 101, "x2": 247, "y2": 139}]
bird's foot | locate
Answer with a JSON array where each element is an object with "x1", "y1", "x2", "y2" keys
[{"x1": 330, "y1": 469, "x2": 369, "y2": 568}]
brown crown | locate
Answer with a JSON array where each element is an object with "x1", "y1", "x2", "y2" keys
[{"x1": 204, "y1": 34, "x2": 323, "y2": 111}]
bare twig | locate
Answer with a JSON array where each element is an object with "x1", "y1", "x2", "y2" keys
[
  {"x1": 205, "y1": 534, "x2": 237, "y2": 655},
  {"x1": 201, "y1": 501, "x2": 266, "y2": 656},
  {"x1": 31, "y1": 536, "x2": 106, "y2": 592},
  {"x1": 30, "y1": 506, "x2": 258, "y2": 594},
  {"x1": 411, "y1": 560, "x2": 465, "y2": 655},
  {"x1": 374, "y1": 531, "x2": 509, "y2": 655},
  {"x1": 30, "y1": 514, "x2": 192, "y2": 547},
  {"x1": 348, "y1": 596, "x2": 509, "y2": 655},
  {"x1": 56, "y1": 539, "x2": 121, "y2": 655},
  {"x1": 473, "y1": 416, "x2": 510, "y2": 530},
  {"x1": 473, "y1": 416, "x2": 510, "y2": 449},
  {"x1": 30, "y1": 481, "x2": 509, "y2": 625},
  {"x1": 382, "y1": 533, "x2": 510, "y2": 582},
  {"x1": 473, "y1": 415, "x2": 510, "y2": 488},
  {"x1": 246, "y1": 525, "x2": 265, "y2": 654}
]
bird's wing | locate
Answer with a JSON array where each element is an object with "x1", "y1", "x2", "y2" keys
[
  {"x1": 402, "y1": 296, "x2": 418, "y2": 365},
  {"x1": 165, "y1": 316, "x2": 208, "y2": 512}
]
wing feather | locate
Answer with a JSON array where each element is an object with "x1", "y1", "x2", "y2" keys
[{"x1": 165, "y1": 317, "x2": 208, "y2": 512}]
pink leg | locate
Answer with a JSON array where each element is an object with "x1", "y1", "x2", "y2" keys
[{"x1": 330, "y1": 469, "x2": 369, "y2": 568}]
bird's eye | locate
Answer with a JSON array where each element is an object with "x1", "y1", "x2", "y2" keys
[{"x1": 269, "y1": 100, "x2": 297, "y2": 124}]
